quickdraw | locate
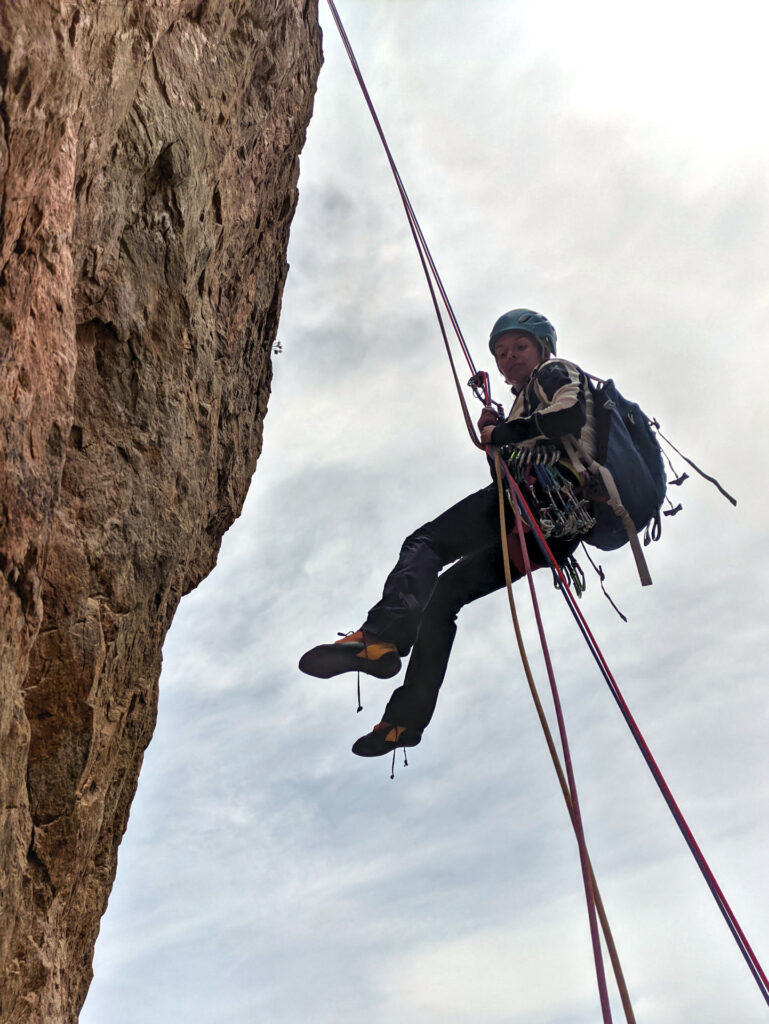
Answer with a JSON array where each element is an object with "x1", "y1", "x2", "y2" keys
[{"x1": 503, "y1": 445, "x2": 596, "y2": 542}]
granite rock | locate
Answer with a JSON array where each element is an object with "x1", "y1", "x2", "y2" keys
[{"x1": 0, "y1": 2, "x2": 322, "y2": 1019}]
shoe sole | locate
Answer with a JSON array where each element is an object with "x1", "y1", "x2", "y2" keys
[
  {"x1": 352, "y1": 730, "x2": 421, "y2": 757},
  {"x1": 298, "y1": 645, "x2": 401, "y2": 680}
]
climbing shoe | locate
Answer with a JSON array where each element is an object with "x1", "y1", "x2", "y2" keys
[
  {"x1": 352, "y1": 721, "x2": 422, "y2": 757},
  {"x1": 298, "y1": 630, "x2": 401, "y2": 680}
]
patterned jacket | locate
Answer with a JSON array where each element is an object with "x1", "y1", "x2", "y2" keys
[{"x1": 490, "y1": 357, "x2": 597, "y2": 463}]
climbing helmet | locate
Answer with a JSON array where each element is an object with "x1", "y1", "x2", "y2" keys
[{"x1": 489, "y1": 309, "x2": 557, "y2": 358}]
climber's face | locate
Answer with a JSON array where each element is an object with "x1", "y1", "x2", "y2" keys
[{"x1": 493, "y1": 332, "x2": 543, "y2": 387}]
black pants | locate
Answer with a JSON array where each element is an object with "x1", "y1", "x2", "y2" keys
[{"x1": 362, "y1": 484, "x2": 577, "y2": 733}]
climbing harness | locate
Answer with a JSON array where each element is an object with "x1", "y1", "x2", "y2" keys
[{"x1": 324, "y1": 0, "x2": 764, "y2": 1016}]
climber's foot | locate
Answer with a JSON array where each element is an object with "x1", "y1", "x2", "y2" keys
[
  {"x1": 352, "y1": 721, "x2": 422, "y2": 757},
  {"x1": 299, "y1": 630, "x2": 401, "y2": 680}
]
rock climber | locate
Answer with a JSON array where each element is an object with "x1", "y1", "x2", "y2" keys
[{"x1": 299, "y1": 309, "x2": 597, "y2": 757}]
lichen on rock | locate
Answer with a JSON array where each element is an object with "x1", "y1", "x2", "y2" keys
[{"x1": 0, "y1": 2, "x2": 322, "y2": 1020}]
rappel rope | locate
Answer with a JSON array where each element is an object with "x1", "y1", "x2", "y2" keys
[
  {"x1": 325, "y1": 0, "x2": 488, "y2": 449},
  {"x1": 501, "y1": 464, "x2": 614, "y2": 1022},
  {"x1": 493, "y1": 453, "x2": 634, "y2": 1023},
  {"x1": 325, "y1": 0, "x2": 769, "y2": 1013},
  {"x1": 499, "y1": 463, "x2": 769, "y2": 1006}
]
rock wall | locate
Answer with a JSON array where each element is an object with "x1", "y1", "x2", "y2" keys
[{"x1": 0, "y1": 2, "x2": 322, "y2": 1020}]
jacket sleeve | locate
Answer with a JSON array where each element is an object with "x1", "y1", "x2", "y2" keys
[{"x1": 490, "y1": 360, "x2": 587, "y2": 445}]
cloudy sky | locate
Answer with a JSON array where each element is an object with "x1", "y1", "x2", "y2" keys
[{"x1": 81, "y1": 2, "x2": 769, "y2": 1022}]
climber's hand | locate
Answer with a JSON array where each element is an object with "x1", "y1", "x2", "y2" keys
[{"x1": 477, "y1": 406, "x2": 501, "y2": 430}]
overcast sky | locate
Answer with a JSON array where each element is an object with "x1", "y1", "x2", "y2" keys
[{"x1": 81, "y1": 2, "x2": 769, "y2": 1022}]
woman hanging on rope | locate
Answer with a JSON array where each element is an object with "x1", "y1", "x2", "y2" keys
[{"x1": 299, "y1": 308, "x2": 598, "y2": 757}]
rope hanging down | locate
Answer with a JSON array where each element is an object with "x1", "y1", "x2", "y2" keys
[
  {"x1": 325, "y1": 0, "x2": 487, "y2": 449},
  {"x1": 498, "y1": 462, "x2": 769, "y2": 1007},
  {"x1": 325, "y1": 0, "x2": 769, "y2": 1012},
  {"x1": 494, "y1": 454, "x2": 635, "y2": 1023}
]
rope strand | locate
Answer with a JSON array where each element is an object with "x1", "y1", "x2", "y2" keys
[
  {"x1": 498, "y1": 457, "x2": 769, "y2": 1006},
  {"x1": 500, "y1": 458, "x2": 614, "y2": 1022},
  {"x1": 325, "y1": 0, "x2": 485, "y2": 449},
  {"x1": 494, "y1": 455, "x2": 636, "y2": 1023}
]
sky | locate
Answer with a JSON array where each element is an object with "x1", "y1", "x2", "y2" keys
[{"x1": 81, "y1": 2, "x2": 769, "y2": 1022}]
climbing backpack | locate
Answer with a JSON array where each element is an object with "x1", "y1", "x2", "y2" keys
[
  {"x1": 562, "y1": 378, "x2": 667, "y2": 586},
  {"x1": 562, "y1": 374, "x2": 735, "y2": 587},
  {"x1": 584, "y1": 379, "x2": 666, "y2": 545}
]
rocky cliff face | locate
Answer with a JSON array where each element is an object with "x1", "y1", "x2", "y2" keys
[{"x1": 0, "y1": 3, "x2": 322, "y2": 1020}]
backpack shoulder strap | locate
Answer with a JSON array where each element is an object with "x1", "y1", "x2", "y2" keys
[{"x1": 562, "y1": 435, "x2": 654, "y2": 587}]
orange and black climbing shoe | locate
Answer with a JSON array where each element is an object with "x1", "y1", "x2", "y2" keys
[
  {"x1": 352, "y1": 721, "x2": 422, "y2": 757},
  {"x1": 298, "y1": 630, "x2": 401, "y2": 680}
]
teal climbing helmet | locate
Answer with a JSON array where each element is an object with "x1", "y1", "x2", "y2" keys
[{"x1": 489, "y1": 309, "x2": 557, "y2": 357}]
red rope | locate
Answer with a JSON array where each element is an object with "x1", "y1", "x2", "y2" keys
[
  {"x1": 326, "y1": 0, "x2": 475, "y2": 371},
  {"x1": 324, "y1": 0, "x2": 486, "y2": 450},
  {"x1": 499, "y1": 460, "x2": 769, "y2": 1007},
  {"x1": 325, "y1": 5, "x2": 619, "y2": 1013},
  {"x1": 493, "y1": 456, "x2": 636, "y2": 1022}
]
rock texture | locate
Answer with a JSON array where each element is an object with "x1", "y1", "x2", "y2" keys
[{"x1": 0, "y1": 2, "x2": 322, "y2": 1020}]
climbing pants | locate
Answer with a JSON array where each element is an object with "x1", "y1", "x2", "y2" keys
[{"x1": 362, "y1": 484, "x2": 578, "y2": 733}]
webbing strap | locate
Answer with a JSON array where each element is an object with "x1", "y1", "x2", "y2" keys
[{"x1": 654, "y1": 424, "x2": 738, "y2": 506}]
